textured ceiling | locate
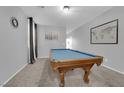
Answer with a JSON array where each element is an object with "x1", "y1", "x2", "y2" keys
[{"x1": 20, "y1": 6, "x2": 113, "y2": 32}]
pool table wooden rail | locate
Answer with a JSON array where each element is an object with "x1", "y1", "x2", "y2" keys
[{"x1": 51, "y1": 56, "x2": 103, "y2": 70}]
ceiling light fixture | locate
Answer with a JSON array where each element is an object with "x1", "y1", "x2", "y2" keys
[
  {"x1": 60, "y1": 6, "x2": 70, "y2": 14},
  {"x1": 63, "y1": 6, "x2": 70, "y2": 14}
]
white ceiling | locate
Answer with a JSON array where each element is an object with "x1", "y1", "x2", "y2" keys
[{"x1": 20, "y1": 6, "x2": 113, "y2": 32}]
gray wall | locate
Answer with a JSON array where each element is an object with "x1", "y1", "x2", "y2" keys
[
  {"x1": 0, "y1": 6, "x2": 28, "y2": 85},
  {"x1": 37, "y1": 25, "x2": 66, "y2": 58},
  {"x1": 67, "y1": 6, "x2": 124, "y2": 73}
]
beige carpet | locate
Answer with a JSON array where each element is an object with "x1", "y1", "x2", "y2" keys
[{"x1": 4, "y1": 58, "x2": 124, "y2": 87}]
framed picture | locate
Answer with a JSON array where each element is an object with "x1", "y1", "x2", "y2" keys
[
  {"x1": 45, "y1": 31, "x2": 59, "y2": 40},
  {"x1": 90, "y1": 19, "x2": 118, "y2": 44}
]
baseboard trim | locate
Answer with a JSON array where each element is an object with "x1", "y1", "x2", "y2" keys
[
  {"x1": 37, "y1": 56, "x2": 49, "y2": 59},
  {"x1": 102, "y1": 65, "x2": 124, "y2": 75},
  {"x1": 1, "y1": 63, "x2": 28, "y2": 87}
]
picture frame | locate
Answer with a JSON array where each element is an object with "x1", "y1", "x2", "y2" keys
[
  {"x1": 45, "y1": 31, "x2": 59, "y2": 40},
  {"x1": 90, "y1": 19, "x2": 118, "y2": 44}
]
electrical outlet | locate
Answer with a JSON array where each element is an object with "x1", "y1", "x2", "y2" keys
[{"x1": 104, "y1": 58, "x2": 108, "y2": 62}]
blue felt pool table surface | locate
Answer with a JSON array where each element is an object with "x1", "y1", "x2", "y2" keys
[{"x1": 51, "y1": 49, "x2": 97, "y2": 61}]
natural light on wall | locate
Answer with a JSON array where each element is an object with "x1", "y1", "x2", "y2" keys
[{"x1": 66, "y1": 37, "x2": 72, "y2": 49}]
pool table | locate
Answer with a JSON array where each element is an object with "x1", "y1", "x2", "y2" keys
[{"x1": 49, "y1": 49, "x2": 103, "y2": 87}]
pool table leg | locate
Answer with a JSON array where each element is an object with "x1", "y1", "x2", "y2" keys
[
  {"x1": 59, "y1": 70, "x2": 65, "y2": 87},
  {"x1": 83, "y1": 64, "x2": 94, "y2": 83}
]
